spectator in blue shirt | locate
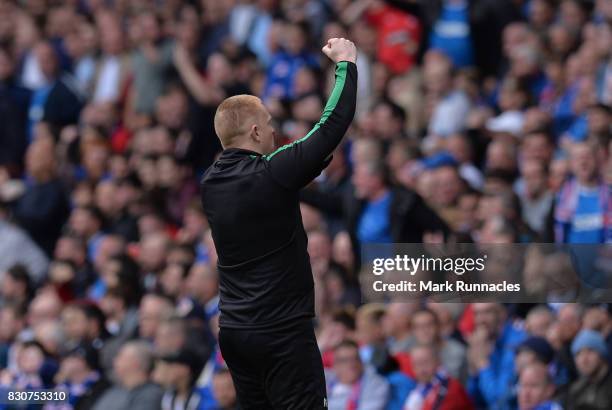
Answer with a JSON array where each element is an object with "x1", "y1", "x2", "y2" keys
[
  {"x1": 263, "y1": 22, "x2": 318, "y2": 101},
  {"x1": 301, "y1": 160, "x2": 449, "y2": 266},
  {"x1": 467, "y1": 303, "x2": 527, "y2": 410},
  {"x1": 561, "y1": 78, "x2": 598, "y2": 143},
  {"x1": 429, "y1": 0, "x2": 474, "y2": 68},
  {"x1": 554, "y1": 141, "x2": 610, "y2": 244}
]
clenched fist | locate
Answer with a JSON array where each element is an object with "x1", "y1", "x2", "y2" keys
[{"x1": 322, "y1": 38, "x2": 357, "y2": 64}]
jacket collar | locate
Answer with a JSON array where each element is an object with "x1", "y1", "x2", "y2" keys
[
  {"x1": 212, "y1": 148, "x2": 262, "y2": 169},
  {"x1": 220, "y1": 148, "x2": 263, "y2": 158}
]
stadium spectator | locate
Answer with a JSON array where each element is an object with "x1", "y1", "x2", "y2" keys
[
  {"x1": 301, "y1": 160, "x2": 449, "y2": 263},
  {"x1": 0, "y1": 265, "x2": 33, "y2": 308},
  {"x1": 153, "y1": 346, "x2": 205, "y2": 410},
  {"x1": 0, "y1": 212, "x2": 49, "y2": 283},
  {"x1": 555, "y1": 141, "x2": 610, "y2": 243},
  {"x1": 199, "y1": 368, "x2": 239, "y2": 410},
  {"x1": 13, "y1": 137, "x2": 70, "y2": 255},
  {"x1": 355, "y1": 303, "x2": 388, "y2": 367},
  {"x1": 0, "y1": 303, "x2": 26, "y2": 368},
  {"x1": 410, "y1": 308, "x2": 467, "y2": 383},
  {"x1": 326, "y1": 339, "x2": 390, "y2": 410},
  {"x1": 129, "y1": 10, "x2": 174, "y2": 119},
  {"x1": 562, "y1": 329, "x2": 612, "y2": 408},
  {"x1": 91, "y1": 341, "x2": 163, "y2": 410},
  {"x1": 60, "y1": 301, "x2": 108, "y2": 351},
  {"x1": 26, "y1": 41, "x2": 84, "y2": 137},
  {"x1": 369, "y1": 99, "x2": 409, "y2": 141},
  {"x1": 66, "y1": 206, "x2": 104, "y2": 262},
  {"x1": 319, "y1": 308, "x2": 357, "y2": 368},
  {"x1": 424, "y1": 51, "x2": 471, "y2": 138},
  {"x1": 0, "y1": 48, "x2": 29, "y2": 171},
  {"x1": 445, "y1": 133, "x2": 484, "y2": 190},
  {"x1": 27, "y1": 291, "x2": 63, "y2": 331},
  {"x1": 46, "y1": 342, "x2": 110, "y2": 409},
  {"x1": 98, "y1": 288, "x2": 140, "y2": 372},
  {"x1": 427, "y1": 158, "x2": 465, "y2": 230},
  {"x1": 137, "y1": 293, "x2": 175, "y2": 341},
  {"x1": 524, "y1": 305, "x2": 555, "y2": 338},
  {"x1": 427, "y1": 303, "x2": 466, "y2": 344},
  {"x1": 515, "y1": 336, "x2": 569, "y2": 387},
  {"x1": 467, "y1": 303, "x2": 526, "y2": 409},
  {"x1": 581, "y1": 305, "x2": 611, "y2": 338},
  {"x1": 90, "y1": 12, "x2": 129, "y2": 105},
  {"x1": 383, "y1": 303, "x2": 418, "y2": 355},
  {"x1": 403, "y1": 344, "x2": 473, "y2": 410},
  {"x1": 519, "y1": 159, "x2": 555, "y2": 237},
  {"x1": 517, "y1": 362, "x2": 561, "y2": 410},
  {"x1": 263, "y1": 22, "x2": 318, "y2": 100},
  {"x1": 184, "y1": 263, "x2": 219, "y2": 322},
  {"x1": 0, "y1": 340, "x2": 53, "y2": 390}
]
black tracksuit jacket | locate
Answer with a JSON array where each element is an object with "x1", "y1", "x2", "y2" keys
[{"x1": 201, "y1": 61, "x2": 357, "y2": 329}]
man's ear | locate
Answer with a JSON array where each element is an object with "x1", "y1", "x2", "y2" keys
[{"x1": 250, "y1": 124, "x2": 261, "y2": 143}]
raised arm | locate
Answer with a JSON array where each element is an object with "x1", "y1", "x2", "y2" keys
[{"x1": 265, "y1": 38, "x2": 358, "y2": 190}]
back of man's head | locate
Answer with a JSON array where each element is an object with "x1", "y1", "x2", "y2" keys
[{"x1": 214, "y1": 95, "x2": 263, "y2": 148}]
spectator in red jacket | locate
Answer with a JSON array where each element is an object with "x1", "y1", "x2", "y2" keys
[{"x1": 403, "y1": 344, "x2": 473, "y2": 410}]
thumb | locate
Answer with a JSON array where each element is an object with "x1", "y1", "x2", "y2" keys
[
  {"x1": 322, "y1": 46, "x2": 332, "y2": 58},
  {"x1": 322, "y1": 38, "x2": 337, "y2": 52}
]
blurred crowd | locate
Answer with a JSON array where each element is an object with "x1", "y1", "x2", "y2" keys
[{"x1": 0, "y1": 0, "x2": 611, "y2": 409}]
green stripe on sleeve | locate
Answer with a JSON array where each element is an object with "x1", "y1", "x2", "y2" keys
[{"x1": 264, "y1": 61, "x2": 349, "y2": 161}]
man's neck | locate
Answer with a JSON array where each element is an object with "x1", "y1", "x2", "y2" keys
[
  {"x1": 526, "y1": 189, "x2": 548, "y2": 201},
  {"x1": 114, "y1": 308, "x2": 126, "y2": 324},
  {"x1": 368, "y1": 187, "x2": 389, "y2": 202},
  {"x1": 588, "y1": 363, "x2": 609, "y2": 383},
  {"x1": 228, "y1": 141, "x2": 264, "y2": 155},
  {"x1": 340, "y1": 374, "x2": 362, "y2": 386},
  {"x1": 121, "y1": 373, "x2": 147, "y2": 389},
  {"x1": 578, "y1": 177, "x2": 598, "y2": 188},
  {"x1": 32, "y1": 173, "x2": 54, "y2": 184},
  {"x1": 71, "y1": 370, "x2": 96, "y2": 385},
  {"x1": 393, "y1": 331, "x2": 411, "y2": 344}
]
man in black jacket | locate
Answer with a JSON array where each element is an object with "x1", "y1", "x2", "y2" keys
[
  {"x1": 200, "y1": 38, "x2": 357, "y2": 409},
  {"x1": 28, "y1": 42, "x2": 84, "y2": 136},
  {"x1": 300, "y1": 159, "x2": 450, "y2": 265},
  {"x1": 0, "y1": 48, "x2": 30, "y2": 173},
  {"x1": 13, "y1": 136, "x2": 70, "y2": 256}
]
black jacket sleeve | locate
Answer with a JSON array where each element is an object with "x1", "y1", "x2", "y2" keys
[{"x1": 265, "y1": 61, "x2": 357, "y2": 190}]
